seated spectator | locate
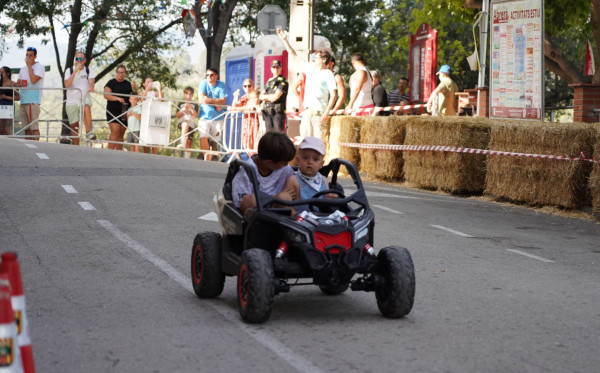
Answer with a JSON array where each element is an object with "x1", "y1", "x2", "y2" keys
[
  {"x1": 388, "y1": 77, "x2": 409, "y2": 114},
  {"x1": 232, "y1": 131, "x2": 297, "y2": 215}
]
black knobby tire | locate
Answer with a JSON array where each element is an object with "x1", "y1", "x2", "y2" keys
[
  {"x1": 375, "y1": 246, "x2": 415, "y2": 318},
  {"x1": 191, "y1": 232, "x2": 225, "y2": 298},
  {"x1": 319, "y1": 283, "x2": 349, "y2": 295},
  {"x1": 237, "y1": 249, "x2": 275, "y2": 323}
]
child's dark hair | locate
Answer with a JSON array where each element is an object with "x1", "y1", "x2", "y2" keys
[
  {"x1": 184, "y1": 86, "x2": 194, "y2": 94},
  {"x1": 257, "y1": 131, "x2": 296, "y2": 163}
]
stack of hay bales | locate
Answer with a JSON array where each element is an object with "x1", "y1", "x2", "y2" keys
[
  {"x1": 586, "y1": 124, "x2": 600, "y2": 217},
  {"x1": 359, "y1": 116, "x2": 408, "y2": 180},
  {"x1": 403, "y1": 116, "x2": 491, "y2": 193},
  {"x1": 327, "y1": 116, "x2": 362, "y2": 166},
  {"x1": 485, "y1": 121, "x2": 596, "y2": 209}
]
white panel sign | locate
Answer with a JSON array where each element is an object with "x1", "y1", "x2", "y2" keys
[{"x1": 139, "y1": 99, "x2": 171, "y2": 146}]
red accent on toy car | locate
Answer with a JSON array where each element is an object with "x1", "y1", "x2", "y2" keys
[
  {"x1": 193, "y1": 245, "x2": 203, "y2": 285},
  {"x1": 313, "y1": 231, "x2": 352, "y2": 254},
  {"x1": 238, "y1": 264, "x2": 249, "y2": 308}
]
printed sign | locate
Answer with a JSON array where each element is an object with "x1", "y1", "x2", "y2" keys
[
  {"x1": 490, "y1": 0, "x2": 544, "y2": 120},
  {"x1": 140, "y1": 99, "x2": 171, "y2": 146},
  {"x1": 409, "y1": 23, "x2": 438, "y2": 103},
  {"x1": 0, "y1": 105, "x2": 13, "y2": 119}
]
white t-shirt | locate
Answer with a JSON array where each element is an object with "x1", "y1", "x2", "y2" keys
[
  {"x1": 65, "y1": 66, "x2": 95, "y2": 106},
  {"x1": 18, "y1": 63, "x2": 45, "y2": 105},
  {"x1": 303, "y1": 63, "x2": 337, "y2": 113}
]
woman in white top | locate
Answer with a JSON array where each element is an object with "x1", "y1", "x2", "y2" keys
[{"x1": 346, "y1": 52, "x2": 374, "y2": 115}]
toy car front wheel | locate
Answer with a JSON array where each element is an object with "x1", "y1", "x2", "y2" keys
[
  {"x1": 375, "y1": 246, "x2": 415, "y2": 318},
  {"x1": 237, "y1": 249, "x2": 275, "y2": 323},
  {"x1": 191, "y1": 232, "x2": 225, "y2": 298}
]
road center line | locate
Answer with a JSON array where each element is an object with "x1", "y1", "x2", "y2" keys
[
  {"x1": 61, "y1": 185, "x2": 78, "y2": 194},
  {"x1": 506, "y1": 249, "x2": 555, "y2": 263},
  {"x1": 430, "y1": 225, "x2": 474, "y2": 238},
  {"x1": 78, "y1": 202, "x2": 96, "y2": 210},
  {"x1": 96, "y1": 219, "x2": 324, "y2": 373},
  {"x1": 25, "y1": 144, "x2": 38, "y2": 148},
  {"x1": 35, "y1": 153, "x2": 49, "y2": 159},
  {"x1": 372, "y1": 205, "x2": 405, "y2": 215}
]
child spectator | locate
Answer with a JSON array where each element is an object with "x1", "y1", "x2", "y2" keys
[
  {"x1": 232, "y1": 131, "x2": 297, "y2": 215},
  {"x1": 291, "y1": 136, "x2": 329, "y2": 212},
  {"x1": 176, "y1": 86, "x2": 199, "y2": 159},
  {"x1": 126, "y1": 93, "x2": 142, "y2": 153}
]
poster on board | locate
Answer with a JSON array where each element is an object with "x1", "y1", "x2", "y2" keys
[
  {"x1": 139, "y1": 99, "x2": 171, "y2": 146},
  {"x1": 490, "y1": 0, "x2": 544, "y2": 120}
]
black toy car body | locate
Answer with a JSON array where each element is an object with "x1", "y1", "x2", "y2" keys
[{"x1": 191, "y1": 158, "x2": 415, "y2": 323}]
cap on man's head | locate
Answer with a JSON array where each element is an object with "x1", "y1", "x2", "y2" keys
[
  {"x1": 437, "y1": 65, "x2": 451, "y2": 75},
  {"x1": 299, "y1": 136, "x2": 325, "y2": 155},
  {"x1": 271, "y1": 59, "x2": 282, "y2": 68}
]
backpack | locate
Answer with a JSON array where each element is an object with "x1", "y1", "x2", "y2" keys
[{"x1": 68, "y1": 66, "x2": 90, "y2": 76}]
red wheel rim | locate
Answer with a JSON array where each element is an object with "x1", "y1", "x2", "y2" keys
[
  {"x1": 193, "y1": 245, "x2": 204, "y2": 285},
  {"x1": 238, "y1": 264, "x2": 249, "y2": 308}
]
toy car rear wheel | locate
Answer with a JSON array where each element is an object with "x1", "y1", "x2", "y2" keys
[
  {"x1": 319, "y1": 283, "x2": 349, "y2": 295},
  {"x1": 375, "y1": 246, "x2": 415, "y2": 318},
  {"x1": 191, "y1": 232, "x2": 225, "y2": 298},
  {"x1": 237, "y1": 249, "x2": 275, "y2": 323}
]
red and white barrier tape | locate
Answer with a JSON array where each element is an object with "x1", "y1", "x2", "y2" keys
[
  {"x1": 330, "y1": 141, "x2": 600, "y2": 164},
  {"x1": 286, "y1": 104, "x2": 427, "y2": 119}
]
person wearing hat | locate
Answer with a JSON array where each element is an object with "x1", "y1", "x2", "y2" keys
[
  {"x1": 427, "y1": 64, "x2": 458, "y2": 116},
  {"x1": 289, "y1": 136, "x2": 331, "y2": 212},
  {"x1": 260, "y1": 59, "x2": 288, "y2": 132}
]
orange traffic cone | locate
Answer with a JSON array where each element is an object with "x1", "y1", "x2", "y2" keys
[
  {"x1": 0, "y1": 254, "x2": 33, "y2": 373},
  {"x1": 0, "y1": 274, "x2": 23, "y2": 372}
]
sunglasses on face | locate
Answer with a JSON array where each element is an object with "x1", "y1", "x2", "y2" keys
[
  {"x1": 75, "y1": 57, "x2": 84, "y2": 62},
  {"x1": 116, "y1": 70, "x2": 126, "y2": 74},
  {"x1": 206, "y1": 73, "x2": 216, "y2": 77},
  {"x1": 243, "y1": 85, "x2": 252, "y2": 88}
]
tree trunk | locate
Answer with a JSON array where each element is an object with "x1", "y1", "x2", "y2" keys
[
  {"x1": 544, "y1": 31, "x2": 586, "y2": 84},
  {"x1": 196, "y1": 1, "x2": 238, "y2": 72}
]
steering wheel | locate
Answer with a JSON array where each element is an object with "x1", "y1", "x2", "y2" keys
[{"x1": 308, "y1": 189, "x2": 346, "y2": 212}]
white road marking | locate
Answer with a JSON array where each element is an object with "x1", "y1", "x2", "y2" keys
[
  {"x1": 35, "y1": 153, "x2": 49, "y2": 159},
  {"x1": 61, "y1": 185, "x2": 78, "y2": 194},
  {"x1": 365, "y1": 191, "x2": 422, "y2": 199},
  {"x1": 199, "y1": 212, "x2": 219, "y2": 221},
  {"x1": 430, "y1": 225, "x2": 474, "y2": 238},
  {"x1": 97, "y1": 219, "x2": 325, "y2": 373},
  {"x1": 372, "y1": 205, "x2": 405, "y2": 215},
  {"x1": 506, "y1": 249, "x2": 555, "y2": 263},
  {"x1": 25, "y1": 144, "x2": 38, "y2": 148},
  {"x1": 78, "y1": 202, "x2": 96, "y2": 210}
]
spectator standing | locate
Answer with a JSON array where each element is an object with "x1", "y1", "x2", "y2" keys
[
  {"x1": 103, "y1": 64, "x2": 135, "y2": 150},
  {"x1": 328, "y1": 57, "x2": 346, "y2": 115},
  {"x1": 64, "y1": 51, "x2": 95, "y2": 145},
  {"x1": 126, "y1": 93, "x2": 142, "y2": 153},
  {"x1": 16, "y1": 46, "x2": 45, "y2": 141},
  {"x1": 176, "y1": 86, "x2": 199, "y2": 159},
  {"x1": 371, "y1": 70, "x2": 389, "y2": 116},
  {"x1": 427, "y1": 65, "x2": 458, "y2": 117},
  {"x1": 346, "y1": 52, "x2": 374, "y2": 116},
  {"x1": 230, "y1": 79, "x2": 261, "y2": 152},
  {"x1": 0, "y1": 66, "x2": 19, "y2": 136},
  {"x1": 387, "y1": 77, "x2": 410, "y2": 108},
  {"x1": 198, "y1": 67, "x2": 227, "y2": 161},
  {"x1": 260, "y1": 60, "x2": 288, "y2": 133},
  {"x1": 140, "y1": 77, "x2": 164, "y2": 154},
  {"x1": 277, "y1": 29, "x2": 336, "y2": 139}
]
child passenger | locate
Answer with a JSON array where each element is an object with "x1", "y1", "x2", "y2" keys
[
  {"x1": 232, "y1": 131, "x2": 297, "y2": 215},
  {"x1": 126, "y1": 93, "x2": 142, "y2": 153},
  {"x1": 291, "y1": 136, "x2": 329, "y2": 212}
]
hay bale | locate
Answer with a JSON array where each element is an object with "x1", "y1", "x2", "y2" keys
[
  {"x1": 485, "y1": 121, "x2": 596, "y2": 209},
  {"x1": 327, "y1": 116, "x2": 362, "y2": 166},
  {"x1": 359, "y1": 116, "x2": 408, "y2": 180},
  {"x1": 403, "y1": 116, "x2": 491, "y2": 193},
  {"x1": 586, "y1": 124, "x2": 600, "y2": 217}
]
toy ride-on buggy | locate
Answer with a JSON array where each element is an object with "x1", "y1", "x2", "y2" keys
[{"x1": 191, "y1": 158, "x2": 415, "y2": 323}]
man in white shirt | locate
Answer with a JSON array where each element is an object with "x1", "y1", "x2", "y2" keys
[
  {"x1": 17, "y1": 46, "x2": 45, "y2": 141},
  {"x1": 64, "y1": 51, "x2": 95, "y2": 145},
  {"x1": 277, "y1": 29, "x2": 336, "y2": 139}
]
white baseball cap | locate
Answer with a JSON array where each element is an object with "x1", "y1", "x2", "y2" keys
[{"x1": 299, "y1": 136, "x2": 325, "y2": 155}]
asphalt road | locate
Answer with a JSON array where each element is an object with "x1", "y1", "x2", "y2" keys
[{"x1": 1, "y1": 137, "x2": 599, "y2": 373}]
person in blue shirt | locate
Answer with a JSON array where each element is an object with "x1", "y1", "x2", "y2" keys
[{"x1": 198, "y1": 67, "x2": 227, "y2": 161}]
